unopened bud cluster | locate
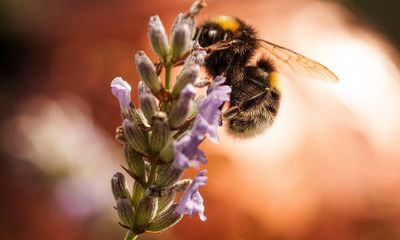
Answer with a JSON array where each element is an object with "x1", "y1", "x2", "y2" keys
[{"x1": 110, "y1": 1, "x2": 229, "y2": 239}]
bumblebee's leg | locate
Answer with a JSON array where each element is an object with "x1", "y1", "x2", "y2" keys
[
  {"x1": 222, "y1": 106, "x2": 240, "y2": 120},
  {"x1": 240, "y1": 91, "x2": 267, "y2": 110},
  {"x1": 222, "y1": 64, "x2": 279, "y2": 120},
  {"x1": 246, "y1": 76, "x2": 269, "y2": 89},
  {"x1": 204, "y1": 39, "x2": 243, "y2": 53},
  {"x1": 222, "y1": 91, "x2": 267, "y2": 120}
]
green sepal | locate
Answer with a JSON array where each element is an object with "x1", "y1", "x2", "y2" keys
[{"x1": 146, "y1": 204, "x2": 183, "y2": 233}]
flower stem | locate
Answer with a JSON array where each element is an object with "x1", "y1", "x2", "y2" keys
[
  {"x1": 124, "y1": 230, "x2": 138, "y2": 240},
  {"x1": 165, "y1": 63, "x2": 172, "y2": 90}
]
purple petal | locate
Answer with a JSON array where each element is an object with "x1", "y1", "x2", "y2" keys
[
  {"x1": 206, "y1": 75, "x2": 226, "y2": 94},
  {"x1": 111, "y1": 77, "x2": 132, "y2": 111},
  {"x1": 172, "y1": 76, "x2": 231, "y2": 168},
  {"x1": 173, "y1": 134, "x2": 205, "y2": 169},
  {"x1": 195, "y1": 78, "x2": 231, "y2": 143},
  {"x1": 174, "y1": 151, "x2": 192, "y2": 169},
  {"x1": 175, "y1": 170, "x2": 208, "y2": 221},
  {"x1": 180, "y1": 84, "x2": 197, "y2": 101}
]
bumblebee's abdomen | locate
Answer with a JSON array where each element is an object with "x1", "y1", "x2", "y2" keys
[
  {"x1": 227, "y1": 89, "x2": 281, "y2": 138},
  {"x1": 226, "y1": 62, "x2": 281, "y2": 138}
]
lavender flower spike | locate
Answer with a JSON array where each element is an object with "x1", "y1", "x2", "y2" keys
[
  {"x1": 111, "y1": 77, "x2": 132, "y2": 112},
  {"x1": 109, "y1": 2, "x2": 221, "y2": 238},
  {"x1": 175, "y1": 170, "x2": 208, "y2": 221}
]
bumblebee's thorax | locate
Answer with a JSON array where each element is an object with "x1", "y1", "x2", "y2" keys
[{"x1": 197, "y1": 16, "x2": 257, "y2": 80}]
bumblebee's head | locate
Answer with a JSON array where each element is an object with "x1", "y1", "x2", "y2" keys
[{"x1": 197, "y1": 16, "x2": 250, "y2": 47}]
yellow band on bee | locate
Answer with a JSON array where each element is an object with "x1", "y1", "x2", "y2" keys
[
  {"x1": 268, "y1": 71, "x2": 280, "y2": 89},
  {"x1": 214, "y1": 16, "x2": 240, "y2": 32}
]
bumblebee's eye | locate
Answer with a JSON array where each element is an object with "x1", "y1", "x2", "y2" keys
[{"x1": 208, "y1": 29, "x2": 218, "y2": 40}]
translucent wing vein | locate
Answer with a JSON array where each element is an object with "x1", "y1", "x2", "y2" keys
[{"x1": 257, "y1": 39, "x2": 339, "y2": 82}]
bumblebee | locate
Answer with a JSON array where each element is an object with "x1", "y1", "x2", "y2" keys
[{"x1": 196, "y1": 16, "x2": 338, "y2": 138}]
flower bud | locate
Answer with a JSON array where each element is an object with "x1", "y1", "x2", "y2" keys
[
  {"x1": 171, "y1": 13, "x2": 184, "y2": 36},
  {"x1": 115, "y1": 126, "x2": 127, "y2": 144},
  {"x1": 135, "y1": 51, "x2": 162, "y2": 93},
  {"x1": 148, "y1": 15, "x2": 169, "y2": 62},
  {"x1": 125, "y1": 107, "x2": 148, "y2": 127},
  {"x1": 117, "y1": 199, "x2": 136, "y2": 227},
  {"x1": 146, "y1": 186, "x2": 170, "y2": 198},
  {"x1": 172, "y1": 12, "x2": 196, "y2": 41},
  {"x1": 173, "y1": 179, "x2": 192, "y2": 192},
  {"x1": 138, "y1": 82, "x2": 158, "y2": 123},
  {"x1": 155, "y1": 164, "x2": 183, "y2": 187},
  {"x1": 156, "y1": 192, "x2": 175, "y2": 214},
  {"x1": 123, "y1": 119, "x2": 149, "y2": 154},
  {"x1": 134, "y1": 108, "x2": 151, "y2": 127},
  {"x1": 188, "y1": 0, "x2": 207, "y2": 18},
  {"x1": 155, "y1": 179, "x2": 190, "y2": 214},
  {"x1": 134, "y1": 195, "x2": 158, "y2": 229},
  {"x1": 169, "y1": 84, "x2": 196, "y2": 128},
  {"x1": 123, "y1": 144, "x2": 146, "y2": 181},
  {"x1": 132, "y1": 181, "x2": 145, "y2": 209},
  {"x1": 149, "y1": 112, "x2": 170, "y2": 153},
  {"x1": 170, "y1": 22, "x2": 191, "y2": 63},
  {"x1": 138, "y1": 80, "x2": 150, "y2": 93},
  {"x1": 159, "y1": 140, "x2": 174, "y2": 163},
  {"x1": 111, "y1": 172, "x2": 130, "y2": 201},
  {"x1": 146, "y1": 204, "x2": 183, "y2": 233},
  {"x1": 172, "y1": 64, "x2": 200, "y2": 97}
]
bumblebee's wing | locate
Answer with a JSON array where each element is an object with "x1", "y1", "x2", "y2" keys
[{"x1": 256, "y1": 39, "x2": 339, "y2": 82}]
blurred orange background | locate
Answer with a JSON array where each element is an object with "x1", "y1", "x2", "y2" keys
[{"x1": 1, "y1": 0, "x2": 400, "y2": 239}]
